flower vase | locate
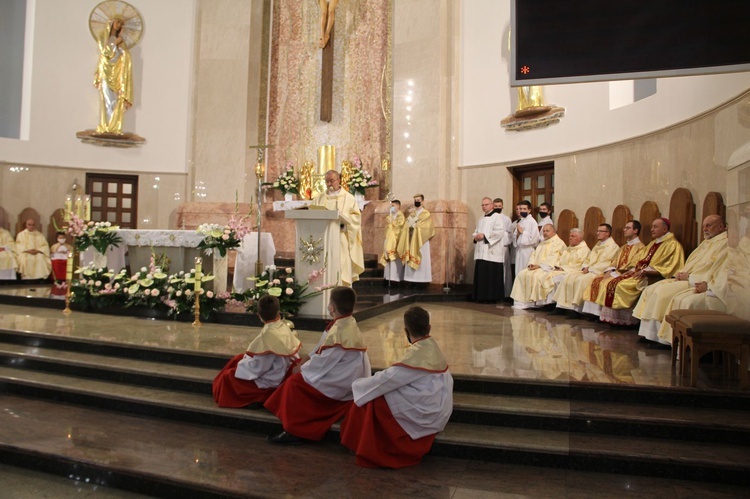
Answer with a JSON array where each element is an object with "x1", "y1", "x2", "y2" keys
[
  {"x1": 284, "y1": 193, "x2": 294, "y2": 202},
  {"x1": 93, "y1": 250, "x2": 107, "y2": 269},
  {"x1": 354, "y1": 192, "x2": 364, "y2": 203},
  {"x1": 213, "y1": 253, "x2": 228, "y2": 294}
]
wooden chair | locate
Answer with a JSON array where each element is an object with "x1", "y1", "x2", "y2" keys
[
  {"x1": 701, "y1": 192, "x2": 726, "y2": 242},
  {"x1": 610, "y1": 205, "x2": 632, "y2": 246},
  {"x1": 668, "y1": 187, "x2": 697, "y2": 256},
  {"x1": 0, "y1": 207, "x2": 11, "y2": 232},
  {"x1": 16, "y1": 207, "x2": 42, "y2": 236},
  {"x1": 582, "y1": 207, "x2": 605, "y2": 250},
  {"x1": 638, "y1": 201, "x2": 661, "y2": 245},
  {"x1": 48, "y1": 208, "x2": 68, "y2": 246},
  {"x1": 556, "y1": 209, "x2": 578, "y2": 244}
]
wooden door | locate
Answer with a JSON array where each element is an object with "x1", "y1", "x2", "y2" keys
[
  {"x1": 511, "y1": 162, "x2": 555, "y2": 222},
  {"x1": 86, "y1": 174, "x2": 138, "y2": 229}
]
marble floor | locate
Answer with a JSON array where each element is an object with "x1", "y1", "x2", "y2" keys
[{"x1": 0, "y1": 298, "x2": 735, "y2": 389}]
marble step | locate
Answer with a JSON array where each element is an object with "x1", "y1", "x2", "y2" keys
[
  {"x1": 0, "y1": 381, "x2": 748, "y2": 487},
  {"x1": 1, "y1": 348, "x2": 748, "y2": 447}
]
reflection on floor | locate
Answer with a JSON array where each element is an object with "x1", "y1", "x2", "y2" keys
[{"x1": 0, "y1": 298, "x2": 738, "y2": 390}]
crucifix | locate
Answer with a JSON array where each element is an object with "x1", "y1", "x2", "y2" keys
[
  {"x1": 249, "y1": 144, "x2": 274, "y2": 276},
  {"x1": 318, "y1": 0, "x2": 339, "y2": 122}
]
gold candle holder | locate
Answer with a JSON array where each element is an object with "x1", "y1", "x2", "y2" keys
[
  {"x1": 193, "y1": 257, "x2": 202, "y2": 327},
  {"x1": 317, "y1": 145, "x2": 335, "y2": 174},
  {"x1": 63, "y1": 250, "x2": 74, "y2": 315}
]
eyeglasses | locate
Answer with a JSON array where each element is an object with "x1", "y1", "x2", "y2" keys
[{"x1": 596, "y1": 230, "x2": 608, "y2": 233}]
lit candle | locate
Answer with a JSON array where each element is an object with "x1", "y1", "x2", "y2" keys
[
  {"x1": 74, "y1": 195, "x2": 83, "y2": 219},
  {"x1": 194, "y1": 257, "x2": 202, "y2": 292},
  {"x1": 84, "y1": 195, "x2": 91, "y2": 221},
  {"x1": 64, "y1": 195, "x2": 73, "y2": 222},
  {"x1": 66, "y1": 251, "x2": 73, "y2": 282}
]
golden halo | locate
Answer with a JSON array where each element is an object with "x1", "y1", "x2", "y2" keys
[{"x1": 89, "y1": 0, "x2": 144, "y2": 49}]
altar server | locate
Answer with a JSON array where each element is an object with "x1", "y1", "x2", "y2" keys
[
  {"x1": 472, "y1": 197, "x2": 508, "y2": 302},
  {"x1": 340, "y1": 306, "x2": 453, "y2": 468}
]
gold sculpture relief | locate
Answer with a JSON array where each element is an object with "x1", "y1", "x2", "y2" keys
[
  {"x1": 340, "y1": 160, "x2": 353, "y2": 193},
  {"x1": 300, "y1": 161, "x2": 315, "y2": 200}
]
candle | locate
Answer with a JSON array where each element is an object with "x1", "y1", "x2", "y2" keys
[
  {"x1": 64, "y1": 195, "x2": 73, "y2": 221},
  {"x1": 74, "y1": 195, "x2": 83, "y2": 219},
  {"x1": 84, "y1": 195, "x2": 91, "y2": 221},
  {"x1": 194, "y1": 257, "x2": 202, "y2": 292},
  {"x1": 66, "y1": 251, "x2": 73, "y2": 282}
]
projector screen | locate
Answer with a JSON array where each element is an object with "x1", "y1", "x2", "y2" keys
[{"x1": 511, "y1": 0, "x2": 750, "y2": 86}]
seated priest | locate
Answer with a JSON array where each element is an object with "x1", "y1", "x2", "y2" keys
[
  {"x1": 655, "y1": 229, "x2": 750, "y2": 343},
  {"x1": 265, "y1": 286, "x2": 371, "y2": 445},
  {"x1": 554, "y1": 223, "x2": 620, "y2": 315},
  {"x1": 537, "y1": 228, "x2": 590, "y2": 308},
  {"x1": 15, "y1": 218, "x2": 51, "y2": 280},
  {"x1": 311, "y1": 170, "x2": 365, "y2": 287},
  {"x1": 582, "y1": 221, "x2": 645, "y2": 318},
  {"x1": 340, "y1": 306, "x2": 453, "y2": 469},
  {"x1": 594, "y1": 218, "x2": 684, "y2": 326},
  {"x1": 0, "y1": 227, "x2": 18, "y2": 280},
  {"x1": 212, "y1": 295, "x2": 301, "y2": 408},
  {"x1": 510, "y1": 224, "x2": 566, "y2": 309},
  {"x1": 634, "y1": 215, "x2": 728, "y2": 345}
]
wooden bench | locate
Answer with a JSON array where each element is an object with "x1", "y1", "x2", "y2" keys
[{"x1": 666, "y1": 310, "x2": 750, "y2": 389}]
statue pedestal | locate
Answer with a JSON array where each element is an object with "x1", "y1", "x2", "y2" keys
[{"x1": 285, "y1": 210, "x2": 340, "y2": 319}]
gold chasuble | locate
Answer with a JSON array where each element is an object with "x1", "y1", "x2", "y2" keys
[
  {"x1": 399, "y1": 210, "x2": 435, "y2": 271},
  {"x1": 600, "y1": 233, "x2": 684, "y2": 309},
  {"x1": 393, "y1": 336, "x2": 449, "y2": 373},
  {"x1": 0, "y1": 228, "x2": 18, "y2": 272},
  {"x1": 554, "y1": 237, "x2": 619, "y2": 309},
  {"x1": 633, "y1": 231, "x2": 728, "y2": 322},
  {"x1": 510, "y1": 234, "x2": 566, "y2": 304},
  {"x1": 246, "y1": 319, "x2": 302, "y2": 358},
  {"x1": 312, "y1": 189, "x2": 365, "y2": 286},
  {"x1": 15, "y1": 229, "x2": 52, "y2": 280},
  {"x1": 583, "y1": 239, "x2": 645, "y2": 304},
  {"x1": 379, "y1": 211, "x2": 405, "y2": 267}
]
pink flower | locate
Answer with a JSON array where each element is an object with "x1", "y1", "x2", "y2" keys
[
  {"x1": 285, "y1": 288, "x2": 294, "y2": 295},
  {"x1": 273, "y1": 279, "x2": 280, "y2": 285},
  {"x1": 185, "y1": 289, "x2": 192, "y2": 296},
  {"x1": 286, "y1": 268, "x2": 293, "y2": 274},
  {"x1": 206, "y1": 291, "x2": 214, "y2": 298},
  {"x1": 151, "y1": 289, "x2": 160, "y2": 297},
  {"x1": 286, "y1": 277, "x2": 294, "y2": 284},
  {"x1": 222, "y1": 234, "x2": 230, "y2": 240}
]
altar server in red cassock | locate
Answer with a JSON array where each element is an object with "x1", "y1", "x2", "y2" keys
[
  {"x1": 212, "y1": 295, "x2": 301, "y2": 408},
  {"x1": 340, "y1": 306, "x2": 453, "y2": 468},
  {"x1": 266, "y1": 286, "x2": 371, "y2": 444}
]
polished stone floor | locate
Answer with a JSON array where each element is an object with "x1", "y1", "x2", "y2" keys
[{"x1": 0, "y1": 298, "x2": 732, "y2": 389}]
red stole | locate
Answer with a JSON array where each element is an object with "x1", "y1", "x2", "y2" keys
[{"x1": 604, "y1": 242, "x2": 662, "y2": 307}]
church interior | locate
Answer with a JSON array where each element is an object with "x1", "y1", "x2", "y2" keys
[{"x1": 1, "y1": 0, "x2": 749, "y2": 497}]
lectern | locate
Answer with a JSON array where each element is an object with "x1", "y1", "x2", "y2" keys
[{"x1": 284, "y1": 209, "x2": 341, "y2": 318}]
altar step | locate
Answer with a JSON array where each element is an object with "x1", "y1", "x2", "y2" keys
[{"x1": 0, "y1": 327, "x2": 748, "y2": 487}]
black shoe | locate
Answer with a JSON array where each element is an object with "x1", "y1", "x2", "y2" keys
[
  {"x1": 245, "y1": 402, "x2": 264, "y2": 409},
  {"x1": 269, "y1": 431, "x2": 304, "y2": 445},
  {"x1": 648, "y1": 342, "x2": 672, "y2": 350}
]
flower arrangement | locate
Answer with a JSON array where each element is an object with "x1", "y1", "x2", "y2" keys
[
  {"x1": 196, "y1": 212, "x2": 252, "y2": 258},
  {"x1": 67, "y1": 214, "x2": 123, "y2": 254},
  {"x1": 70, "y1": 265, "x2": 127, "y2": 310},
  {"x1": 268, "y1": 162, "x2": 299, "y2": 196},
  {"x1": 347, "y1": 156, "x2": 379, "y2": 195},
  {"x1": 242, "y1": 265, "x2": 334, "y2": 318},
  {"x1": 122, "y1": 266, "x2": 170, "y2": 308},
  {"x1": 163, "y1": 269, "x2": 228, "y2": 319}
]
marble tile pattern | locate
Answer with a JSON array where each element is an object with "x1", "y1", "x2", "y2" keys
[{"x1": 0, "y1": 300, "x2": 741, "y2": 390}]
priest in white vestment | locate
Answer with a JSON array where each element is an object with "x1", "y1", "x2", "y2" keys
[
  {"x1": 554, "y1": 223, "x2": 620, "y2": 313},
  {"x1": 472, "y1": 197, "x2": 508, "y2": 302},
  {"x1": 341, "y1": 306, "x2": 453, "y2": 469},
  {"x1": 0, "y1": 227, "x2": 18, "y2": 280},
  {"x1": 311, "y1": 170, "x2": 365, "y2": 286},
  {"x1": 512, "y1": 200, "x2": 540, "y2": 276},
  {"x1": 511, "y1": 224, "x2": 566, "y2": 309},
  {"x1": 634, "y1": 215, "x2": 728, "y2": 344},
  {"x1": 399, "y1": 194, "x2": 435, "y2": 285},
  {"x1": 15, "y1": 219, "x2": 51, "y2": 280},
  {"x1": 537, "y1": 228, "x2": 590, "y2": 306}
]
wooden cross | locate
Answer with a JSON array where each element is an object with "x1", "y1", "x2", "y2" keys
[{"x1": 320, "y1": 28, "x2": 334, "y2": 122}]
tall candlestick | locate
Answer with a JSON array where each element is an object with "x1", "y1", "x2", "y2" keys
[
  {"x1": 64, "y1": 195, "x2": 73, "y2": 222},
  {"x1": 84, "y1": 195, "x2": 91, "y2": 221},
  {"x1": 194, "y1": 257, "x2": 202, "y2": 292},
  {"x1": 66, "y1": 251, "x2": 73, "y2": 282},
  {"x1": 74, "y1": 195, "x2": 83, "y2": 219}
]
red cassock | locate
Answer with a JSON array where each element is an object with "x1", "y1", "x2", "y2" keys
[
  {"x1": 264, "y1": 372, "x2": 353, "y2": 441},
  {"x1": 340, "y1": 396, "x2": 435, "y2": 469},
  {"x1": 212, "y1": 353, "x2": 296, "y2": 408},
  {"x1": 51, "y1": 260, "x2": 67, "y2": 281}
]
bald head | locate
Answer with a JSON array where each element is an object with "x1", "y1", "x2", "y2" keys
[
  {"x1": 702, "y1": 214, "x2": 727, "y2": 240},
  {"x1": 24, "y1": 219, "x2": 36, "y2": 232},
  {"x1": 541, "y1": 224, "x2": 556, "y2": 240}
]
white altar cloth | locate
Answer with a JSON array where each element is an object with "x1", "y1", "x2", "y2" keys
[
  {"x1": 232, "y1": 232, "x2": 276, "y2": 292},
  {"x1": 117, "y1": 229, "x2": 204, "y2": 247}
]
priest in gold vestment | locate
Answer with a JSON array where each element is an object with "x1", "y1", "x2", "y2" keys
[
  {"x1": 312, "y1": 170, "x2": 365, "y2": 286},
  {"x1": 380, "y1": 200, "x2": 405, "y2": 283},
  {"x1": 597, "y1": 218, "x2": 684, "y2": 326},
  {"x1": 582, "y1": 221, "x2": 645, "y2": 318},
  {"x1": 399, "y1": 194, "x2": 435, "y2": 284},
  {"x1": 634, "y1": 215, "x2": 728, "y2": 344},
  {"x1": 15, "y1": 219, "x2": 51, "y2": 280},
  {"x1": 0, "y1": 227, "x2": 18, "y2": 280},
  {"x1": 538, "y1": 228, "x2": 590, "y2": 306},
  {"x1": 554, "y1": 223, "x2": 620, "y2": 314},
  {"x1": 511, "y1": 224, "x2": 566, "y2": 309}
]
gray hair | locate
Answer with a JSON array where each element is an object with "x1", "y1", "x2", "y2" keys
[{"x1": 570, "y1": 228, "x2": 583, "y2": 236}]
